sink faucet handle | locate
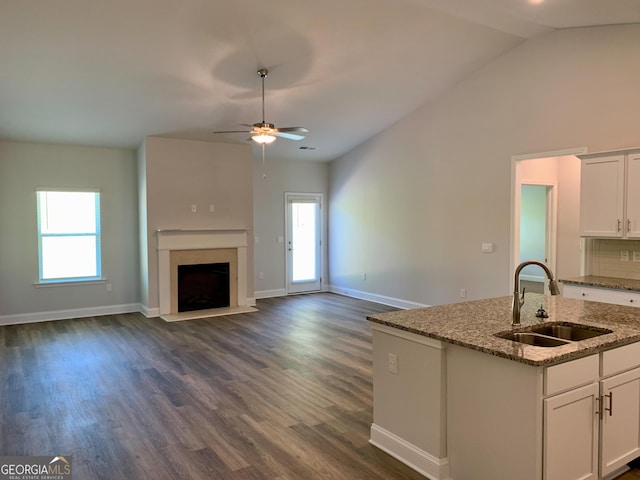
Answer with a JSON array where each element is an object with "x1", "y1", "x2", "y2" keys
[{"x1": 519, "y1": 287, "x2": 526, "y2": 307}]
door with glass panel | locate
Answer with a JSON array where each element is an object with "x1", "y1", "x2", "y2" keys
[{"x1": 285, "y1": 193, "x2": 322, "y2": 294}]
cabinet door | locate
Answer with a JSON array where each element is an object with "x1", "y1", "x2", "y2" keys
[
  {"x1": 600, "y1": 367, "x2": 640, "y2": 477},
  {"x1": 580, "y1": 155, "x2": 625, "y2": 237},
  {"x1": 544, "y1": 383, "x2": 599, "y2": 480},
  {"x1": 626, "y1": 154, "x2": 640, "y2": 238}
]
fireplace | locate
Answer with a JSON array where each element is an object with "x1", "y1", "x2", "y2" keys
[
  {"x1": 156, "y1": 229, "x2": 252, "y2": 319},
  {"x1": 169, "y1": 247, "x2": 238, "y2": 313},
  {"x1": 178, "y1": 262, "x2": 230, "y2": 312}
]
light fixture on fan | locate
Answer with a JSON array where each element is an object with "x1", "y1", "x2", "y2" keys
[
  {"x1": 250, "y1": 122, "x2": 277, "y2": 144},
  {"x1": 252, "y1": 134, "x2": 276, "y2": 144}
]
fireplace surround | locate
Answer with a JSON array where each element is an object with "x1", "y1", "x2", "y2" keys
[{"x1": 156, "y1": 229, "x2": 251, "y2": 319}]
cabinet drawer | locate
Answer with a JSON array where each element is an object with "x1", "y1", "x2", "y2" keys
[
  {"x1": 545, "y1": 354, "x2": 599, "y2": 396},
  {"x1": 563, "y1": 284, "x2": 640, "y2": 307},
  {"x1": 602, "y1": 342, "x2": 640, "y2": 377}
]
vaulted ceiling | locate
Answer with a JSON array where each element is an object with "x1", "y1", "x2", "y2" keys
[{"x1": 1, "y1": 0, "x2": 639, "y2": 161}]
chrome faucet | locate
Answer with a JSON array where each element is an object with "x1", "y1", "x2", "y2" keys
[{"x1": 512, "y1": 260, "x2": 560, "y2": 326}]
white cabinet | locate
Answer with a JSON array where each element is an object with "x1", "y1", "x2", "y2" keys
[
  {"x1": 600, "y1": 367, "x2": 640, "y2": 477},
  {"x1": 372, "y1": 330, "x2": 640, "y2": 480},
  {"x1": 627, "y1": 154, "x2": 640, "y2": 238},
  {"x1": 544, "y1": 383, "x2": 599, "y2": 480},
  {"x1": 544, "y1": 355, "x2": 600, "y2": 480},
  {"x1": 579, "y1": 151, "x2": 640, "y2": 238},
  {"x1": 563, "y1": 284, "x2": 640, "y2": 308},
  {"x1": 600, "y1": 343, "x2": 640, "y2": 477},
  {"x1": 542, "y1": 345, "x2": 640, "y2": 480}
]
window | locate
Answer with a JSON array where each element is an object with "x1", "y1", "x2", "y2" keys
[{"x1": 36, "y1": 190, "x2": 102, "y2": 283}]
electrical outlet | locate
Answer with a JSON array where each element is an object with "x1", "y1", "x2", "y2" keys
[
  {"x1": 106, "y1": 283, "x2": 112, "y2": 292},
  {"x1": 190, "y1": 204, "x2": 197, "y2": 213},
  {"x1": 460, "y1": 288, "x2": 467, "y2": 298},
  {"x1": 621, "y1": 250, "x2": 630, "y2": 262},
  {"x1": 388, "y1": 353, "x2": 398, "y2": 375},
  {"x1": 209, "y1": 204, "x2": 215, "y2": 213},
  {"x1": 258, "y1": 272, "x2": 264, "y2": 280},
  {"x1": 361, "y1": 273, "x2": 367, "y2": 280},
  {"x1": 634, "y1": 251, "x2": 640, "y2": 263}
]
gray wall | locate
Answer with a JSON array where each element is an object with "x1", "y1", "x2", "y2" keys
[
  {"x1": 253, "y1": 157, "x2": 329, "y2": 297},
  {"x1": 139, "y1": 136, "x2": 253, "y2": 314},
  {"x1": 328, "y1": 25, "x2": 640, "y2": 306},
  {"x1": 0, "y1": 141, "x2": 140, "y2": 322}
]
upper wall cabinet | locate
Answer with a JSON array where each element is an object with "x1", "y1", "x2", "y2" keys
[{"x1": 579, "y1": 150, "x2": 640, "y2": 238}]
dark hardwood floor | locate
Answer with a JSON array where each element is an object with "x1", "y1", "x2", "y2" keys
[
  {"x1": 3, "y1": 292, "x2": 639, "y2": 480},
  {"x1": 0, "y1": 293, "x2": 428, "y2": 480}
]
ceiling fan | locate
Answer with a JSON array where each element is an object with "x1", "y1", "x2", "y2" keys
[{"x1": 213, "y1": 68, "x2": 309, "y2": 145}]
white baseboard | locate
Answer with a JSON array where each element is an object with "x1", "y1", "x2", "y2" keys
[
  {"x1": 254, "y1": 288, "x2": 287, "y2": 299},
  {"x1": 370, "y1": 424, "x2": 450, "y2": 480},
  {"x1": 327, "y1": 285, "x2": 428, "y2": 310},
  {"x1": 139, "y1": 305, "x2": 160, "y2": 318},
  {"x1": 0, "y1": 303, "x2": 141, "y2": 326}
]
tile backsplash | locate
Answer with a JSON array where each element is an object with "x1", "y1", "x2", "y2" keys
[{"x1": 590, "y1": 239, "x2": 640, "y2": 280}]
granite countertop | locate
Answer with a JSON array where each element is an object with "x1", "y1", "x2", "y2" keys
[
  {"x1": 560, "y1": 275, "x2": 640, "y2": 292},
  {"x1": 367, "y1": 294, "x2": 640, "y2": 367}
]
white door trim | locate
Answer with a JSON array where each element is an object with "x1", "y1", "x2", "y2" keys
[
  {"x1": 510, "y1": 147, "x2": 587, "y2": 293},
  {"x1": 285, "y1": 192, "x2": 323, "y2": 294}
]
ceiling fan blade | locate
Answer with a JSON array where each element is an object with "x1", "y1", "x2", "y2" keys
[
  {"x1": 213, "y1": 129, "x2": 252, "y2": 134},
  {"x1": 275, "y1": 131, "x2": 306, "y2": 141},
  {"x1": 277, "y1": 127, "x2": 309, "y2": 134}
]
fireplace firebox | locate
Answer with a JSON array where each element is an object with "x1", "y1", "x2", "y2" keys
[{"x1": 177, "y1": 262, "x2": 230, "y2": 312}]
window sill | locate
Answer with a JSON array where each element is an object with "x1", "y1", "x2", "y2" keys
[{"x1": 34, "y1": 278, "x2": 107, "y2": 288}]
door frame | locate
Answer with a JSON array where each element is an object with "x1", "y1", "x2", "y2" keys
[
  {"x1": 284, "y1": 192, "x2": 324, "y2": 294},
  {"x1": 517, "y1": 181, "x2": 556, "y2": 289},
  {"x1": 510, "y1": 147, "x2": 587, "y2": 293}
]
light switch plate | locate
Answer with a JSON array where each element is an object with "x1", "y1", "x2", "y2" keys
[{"x1": 482, "y1": 243, "x2": 494, "y2": 253}]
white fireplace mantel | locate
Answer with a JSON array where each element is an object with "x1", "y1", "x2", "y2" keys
[{"x1": 156, "y1": 229, "x2": 249, "y2": 315}]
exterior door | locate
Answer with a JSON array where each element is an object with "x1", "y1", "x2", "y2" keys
[{"x1": 285, "y1": 193, "x2": 322, "y2": 294}]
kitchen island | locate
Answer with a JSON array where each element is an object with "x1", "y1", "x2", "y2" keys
[{"x1": 367, "y1": 294, "x2": 640, "y2": 480}]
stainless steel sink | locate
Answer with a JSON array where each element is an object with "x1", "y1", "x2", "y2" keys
[
  {"x1": 495, "y1": 322, "x2": 612, "y2": 347},
  {"x1": 530, "y1": 322, "x2": 612, "y2": 341},
  {"x1": 497, "y1": 332, "x2": 570, "y2": 347}
]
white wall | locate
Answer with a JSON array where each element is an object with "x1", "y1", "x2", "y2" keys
[
  {"x1": 253, "y1": 157, "x2": 329, "y2": 297},
  {"x1": 0, "y1": 141, "x2": 140, "y2": 322},
  {"x1": 140, "y1": 137, "x2": 253, "y2": 314},
  {"x1": 329, "y1": 25, "x2": 640, "y2": 306}
]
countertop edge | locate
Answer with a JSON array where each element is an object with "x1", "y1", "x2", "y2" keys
[
  {"x1": 368, "y1": 317, "x2": 640, "y2": 367},
  {"x1": 367, "y1": 295, "x2": 640, "y2": 367},
  {"x1": 560, "y1": 276, "x2": 640, "y2": 292}
]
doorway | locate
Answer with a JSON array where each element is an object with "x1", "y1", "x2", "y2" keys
[
  {"x1": 511, "y1": 147, "x2": 587, "y2": 294},
  {"x1": 519, "y1": 184, "x2": 552, "y2": 293},
  {"x1": 285, "y1": 193, "x2": 322, "y2": 294}
]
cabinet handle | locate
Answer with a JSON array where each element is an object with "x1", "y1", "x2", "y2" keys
[
  {"x1": 596, "y1": 396, "x2": 603, "y2": 419},
  {"x1": 618, "y1": 219, "x2": 622, "y2": 232},
  {"x1": 628, "y1": 219, "x2": 632, "y2": 233},
  {"x1": 605, "y1": 392, "x2": 613, "y2": 416}
]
